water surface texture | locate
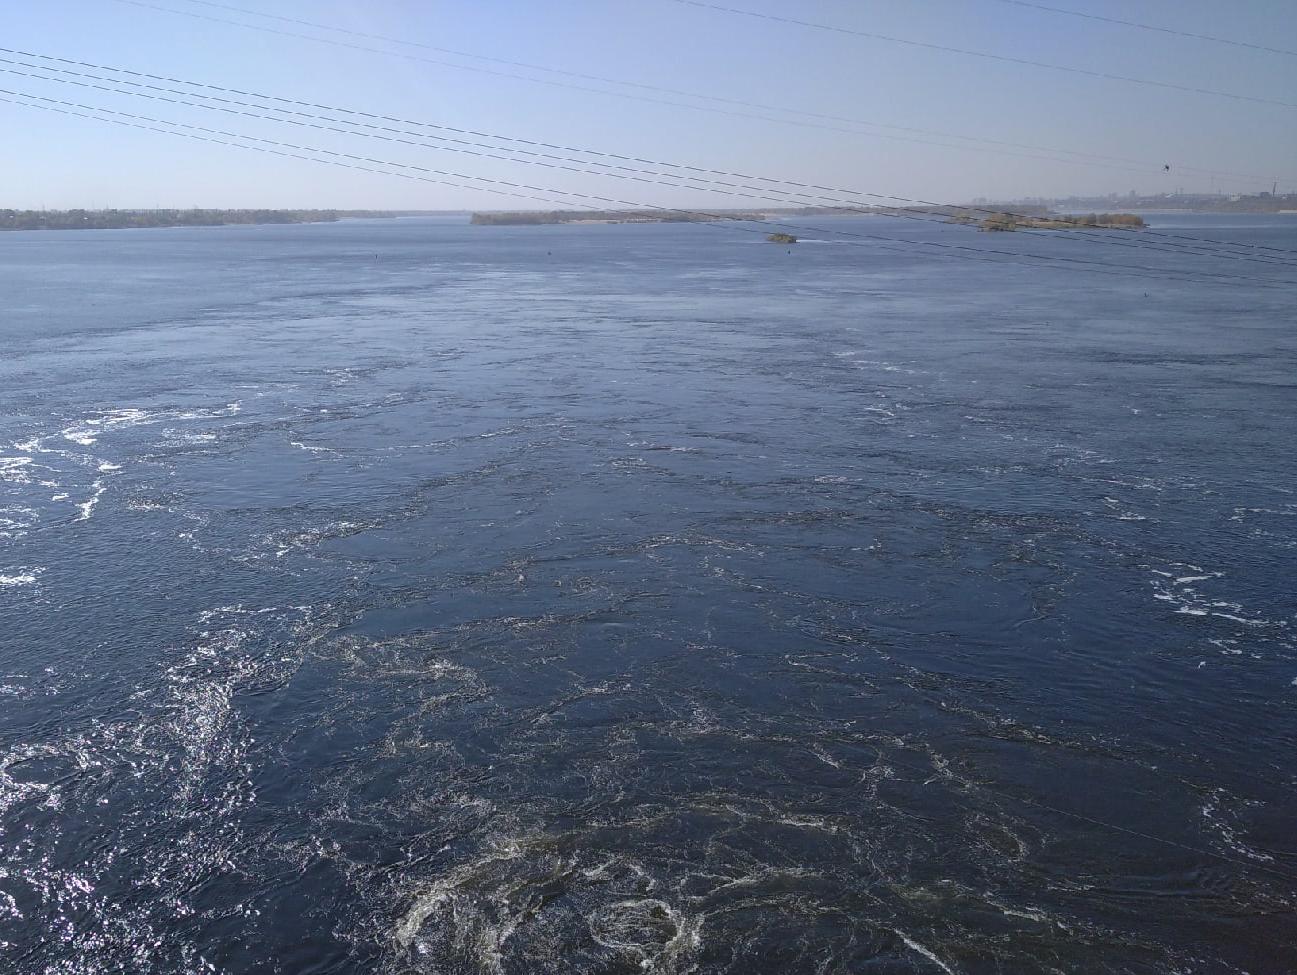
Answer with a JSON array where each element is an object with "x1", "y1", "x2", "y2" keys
[{"x1": 2, "y1": 215, "x2": 1295, "y2": 973}]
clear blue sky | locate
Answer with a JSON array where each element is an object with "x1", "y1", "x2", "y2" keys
[{"x1": 3, "y1": 0, "x2": 1294, "y2": 209}]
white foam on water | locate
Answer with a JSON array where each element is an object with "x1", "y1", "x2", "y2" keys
[
  {"x1": 262, "y1": 519, "x2": 370, "y2": 558},
  {"x1": 1102, "y1": 496, "x2": 1149, "y2": 521},
  {"x1": 993, "y1": 903, "x2": 1054, "y2": 926},
  {"x1": 626, "y1": 442, "x2": 699, "y2": 453},
  {"x1": 0, "y1": 506, "x2": 39, "y2": 540},
  {"x1": 60, "y1": 424, "x2": 101, "y2": 446},
  {"x1": 1230, "y1": 505, "x2": 1297, "y2": 522},
  {"x1": 161, "y1": 430, "x2": 218, "y2": 445},
  {"x1": 894, "y1": 930, "x2": 956, "y2": 974},
  {"x1": 1209, "y1": 610, "x2": 1271, "y2": 627},
  {"x1": 393, "y1": 838, "x2": 524, "y2": 949},
  {"x1": 857, "y1": 359, "x2": 919, "y2": 374},
  {"x1": 1148, "y1": 564, "x2": 1288, "y2": 634},
  {"x1": 477, "y1": 426, "x2": 521, "y2": 439},
  {"x1": 0, "y1": 568, "x2": 42, "y2": 588},
  {"x1": 1200, "y1": 789, "x2": 1276, "y2": 864},
  {"x1": 60, "y1": 402, "x2": 243, "y2": 448},
  {"x1": 6, "y1": 407, "x2": 247, "y2": 542},
  {"x1": 0, "y1": 742, "x2": 61, "y2": 818},
  {"x1": 75, "y1": 479, "x2": 108, "y2": 522},
  {"x1": 1208, "y1": 639, "x2": 1243, "y2": 656},
  {"x1": 0, "y1": 456, "x2": 35, "y2": 483},
  {"x1": 7, "y1": 437, "x2": 84, "y2": 494},
  {"x1": 588, "y1": 898, "x2": 701, "y2": 970}
]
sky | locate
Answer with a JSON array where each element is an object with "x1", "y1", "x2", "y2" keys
[{"x1": 2, "y1": 0, "x2": 1295, "y2": 210}]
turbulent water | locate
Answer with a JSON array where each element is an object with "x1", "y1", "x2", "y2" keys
[{"x1": 1, "y1": 214, "x2": 1294, "y2": 974}]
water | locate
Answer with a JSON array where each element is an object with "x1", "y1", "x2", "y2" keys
[{"x1": 1, "y1": 215, "x2": 1294, "y2": 973}]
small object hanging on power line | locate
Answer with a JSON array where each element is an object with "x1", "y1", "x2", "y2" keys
[{"x1": 1164, "y1": 164, "x2": 1172, "y2": 172}]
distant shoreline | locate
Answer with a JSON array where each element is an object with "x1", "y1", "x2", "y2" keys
[
  {"x1": 468, "y1": 198, "x2": 1297, "y2": 227},
  {"x1": 0, "y1": 209, "x2": 467, "y2": 232},
  {"x1": 469, "y1": 209, "x2": 772, "y2": 226},
  {"x1": 5, "y1": 205, "x2": 1290, "y2": 235}
]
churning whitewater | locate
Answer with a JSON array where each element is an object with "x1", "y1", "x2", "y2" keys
[{"x1": 1, "y1": 215, "x2": 1294, "y2": 973}]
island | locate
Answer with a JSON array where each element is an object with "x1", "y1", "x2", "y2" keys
[
  {"x1": 971, "y1": 212, "x2": 1146, "y2": 232},
  {"x1": 766, "y1": 233, "x2": 798, "y2": 244}
]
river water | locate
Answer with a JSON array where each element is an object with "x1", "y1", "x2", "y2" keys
[{"x1": 1, "y1": 215, "x2": 1294, "y2": 973}]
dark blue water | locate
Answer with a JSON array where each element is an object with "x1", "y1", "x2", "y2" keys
[{"x1": 1, "y1": 215, "x2": 1294, "y2": 974}]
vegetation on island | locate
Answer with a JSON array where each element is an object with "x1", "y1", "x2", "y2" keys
[
  {"x1": 974, "y1": 212, "x2": 1146, "y2": 232},
  {"x1": 766, "y1": 233, "x2": 797, "y2": 244},
  {"x1": 0, "y1": 209, "x2": 408, "y2": 232}
]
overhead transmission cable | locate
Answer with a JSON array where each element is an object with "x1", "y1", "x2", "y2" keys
[
  {"x1": 668, "y1": 0, "x2": 1297, "y2": 110},
  {"x1": 11, "y1": 58, "x2": 1288, "y2": 270},
  {"x1": 12, "y1": 47, "x2": 1297, "y2": 264},
  {"x1": 103, "y1": 0, "x2": 1288, "y2": 189},
  {"x1": 6, "y1": 60, "x2": 1290, "y2": 269},
  {"x1": 7, "y1": 49, "x2": 1294, "y2": 266},
  {"x1": 2, "y1": 85, "x2": 1289, "y2": 292},
  {"x1": 988, "y1": 0, "x2": 1297, "y2": 59}
]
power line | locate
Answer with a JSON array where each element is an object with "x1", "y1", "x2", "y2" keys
[
  {"x1": 5, "y1": 59, "x2": 1286, "y2": 270},
  {"x1": 989, "y1": 0, "x2": 1297, "y2": 59},
  {"x1": 102, "y1": 0, "x2": 1289, "y2": 188},
  {"x1": 8, "y1": 48, "x2": 1294, "y2": 266},
  {"x1": 9, "y1": 56, "x2": 1217, "y2": 266},
  {"x1": 668, "y1": 0, "x2": 1297, "y2": 110},
  {"x1": 0, "y1": 92, "x2": 1232, "y2": 297},
  {"x1": 3, "y1": 87, "x2": 1286, "y2": 291}
]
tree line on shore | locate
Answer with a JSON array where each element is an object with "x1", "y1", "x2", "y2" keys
[
  {"x1": 950, "y1": 212, "x2": 1146, "y2": 232},
  {"x1": 0, "y1": 209, "x2": 400, "y2": 231}
]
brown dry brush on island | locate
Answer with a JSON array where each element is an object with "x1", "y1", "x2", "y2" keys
[{"x1": 974, "y1": 212, "x2": 1146, "y2": 232}]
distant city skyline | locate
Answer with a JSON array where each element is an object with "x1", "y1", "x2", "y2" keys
[{"x1": 4, "y1": 0, "x2": 1295, "y2": 210}]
